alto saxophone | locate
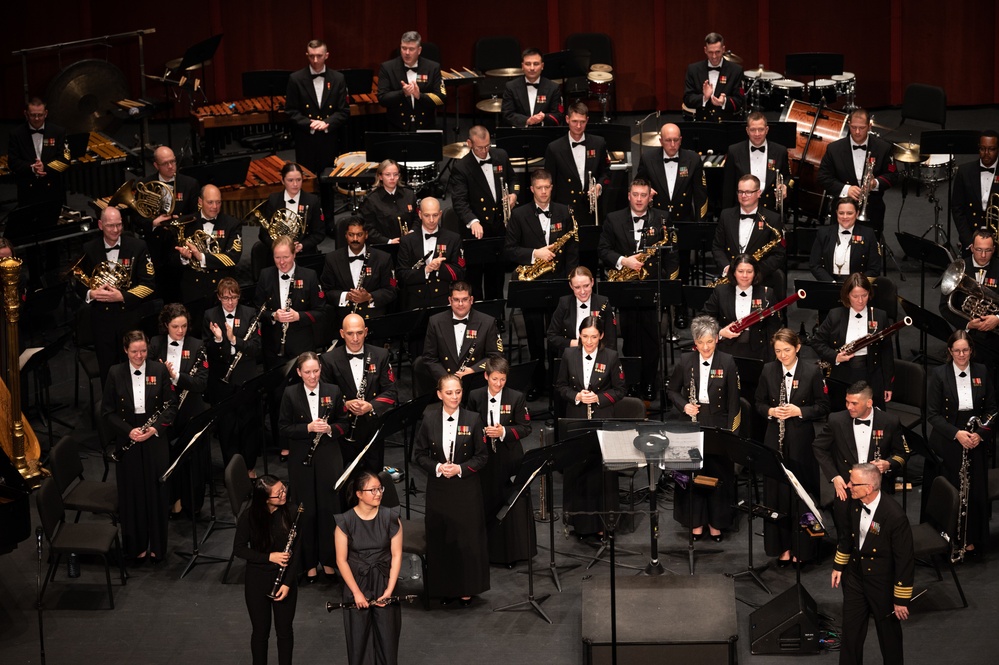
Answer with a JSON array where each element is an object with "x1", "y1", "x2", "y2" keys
[
  {"x1": 856, "y1": 155, "x2": 876, "y2": 222},
  {"x1": 501, "y1": 180, "x2": 511, "y2": 225},
  {"x1": 607, "y1": 237, "x2": 671, "y2": 282},
  {"x1": 351, "y1": 254, "x2": 370, "y2": 314},
  {"x1": 515, "y1": 214, "x2": 579, "y2": 281},
  {"x1": 777, "y1": 377, "x2": 787, "y2": 457},
  {"x1": 688, "y1": 367, "x2": 698, "y2": 423},
  {"x1": 222, "y1": 304, "x2": 267, "y2": 384},
  {"x1": 707, "y1": 221, "x2": 783, "y2": 287},
  {"x1": 268, "y1": 503, "x2": 304, "y2": 599},
  {"x1": 951, "y1": 411, "x2": 997, "y2": 562},
  {"x1": 344, "y1": 353, "x2": 371, "y2": 443}
]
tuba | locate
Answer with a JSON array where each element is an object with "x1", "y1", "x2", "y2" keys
[
  {"x1": 246, "y1": 202, "x2": 305, "y2": 242},
  {"x1": 108, "y1": 180, "x2": 175, "y2": 219},
  {"x1": 941, "y1": 258, "x2": 999, "y2": 325},
  {"x1": 69, "y1": 255, "x2": 132, "y2": 290}
]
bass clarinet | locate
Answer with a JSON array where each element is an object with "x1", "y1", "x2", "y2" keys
[
  {"x1": 222, "y1": 304, "x2": 267, "y2": 383},
  {"x1": 951, "y1": 411, "x2": 996, "y2": 563},
  {"x1": 268, "y1": 503, "x2": 304, "y2": 599},
  {"x1": 344, "y1": 353, "x2": 371, "y2": 443},
  {"x1": 303, "y1": 402, "x2": 336, "y2": 467}
]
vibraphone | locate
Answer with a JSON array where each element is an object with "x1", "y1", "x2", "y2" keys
[{"x1": 219, "y1": 154, "x2": 317, "y2": 219}]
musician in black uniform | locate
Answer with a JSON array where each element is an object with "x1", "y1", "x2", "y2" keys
[
  {"x1": 951, "y1": 130, "x2": 999, "y2": 252},
  {"x1": 813, "y1": 380, "x2": 909, "y2": 560},
  {"x1": 712, "y1": 174, "x2": 785, "y2": 287},
  {"x1": 320, "y1": 219, "x2": 397, "y2": 329},
  {"x1": 926, "y1": 330, "x2": 996, "y2": 557},
  {"x1": 682, "y1": 32, "x2": 745, "y2": 122},
  {"x1": 174, "y1": 184, "x2": 243, "y2": 323},
  {"x1": 755, "y1": 328, "x2": 830, "y2": 565},
  {"x1": 285, "y1": 39, "x2": 350, "y2": 176},
  {"x1": 810, "y1": 274, "x2": 895, "y2": 408},
  {"x1": 666, "y1": 315, "x2": 739, "y2": 540},
  {"x1": 467, "y1": 357, "x2": 535, "y2": 566},
  {"x1": 252, "y1": 162, "x2": 325, "y2": 280},
  {"x1": 450, "y1": 125, "x2": 518, "y2": 300},
  {"x1": 938, "y1": 230, "x2": 999, "y2": 371},
  {"x1": 543, "y1": 101, "x2": 609, "y2": 225},
  {"x1": 377, "y1": 31, "x2": 445, "y2": 132},
  {"x1": 704, "y1": 254, "x2": 780, "y2": 362},
  {"x1": 636, "y1": 123, "x2": 707, "y2": 221},
  {"x1": 102, "y1": 330, "x2": 176, "y2": 563},
  {"x1": 79, "y1": 207, "x2": 157, "y2": 383},
  {"x1": 395, "y1": 197, "x2": 464, "y2": 310},
  {"x1": 361, "y1": 159, "x2": 418, "y2": 245},
  {"x1": 320, "y1": 313, "x2": 398, "y2": 471},
  {"x1": 817, "y1": 108, "x2": 898, "y2": 233},
  {"x1": 831, "y1": 463, "x2": 914, "y2": 665},
  {"x1": 598, "y1": 178, "x2": 677, "y2": 399},
  {"x1": 419, "y1": 281, "x2": 503, "y2": 394},
  {"x1": 414, "y1": 374, "x2": 489, "y2": 605},
  {"x1": 810, "y1": 198, "x2": 882, "y2": 282},
  {"x1": 721, "y1": 112, "x2": 790, "y2": 210},
  {"x1": 204, "y1": 278, "x2": 263, "y2": 473},
  {"x1": 149, "y1": 303, "x2": 208, "y2": 519},
  {"x1": 233, "y1": 474, "x2": 301, "y2": 665},
  {"x1": 501, "y1": 48, "x2": 563, "y2": 128},
  {"x1": 554, "y1": 316, "x2": 626, "y2": 537},
  {"x1": 279, "y1": 351, "x2": 347, "y2": 582},
  {"x1": 547, "y1": 266, "x2": 618, "y2": 360},
  {"x1": 505, "y1": 168, "x2": 578, "y2": 394},
  {"x1": 6, "y1": 97, "x2": 66, "y2": 207}
]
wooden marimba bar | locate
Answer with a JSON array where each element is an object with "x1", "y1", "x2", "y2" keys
[{"x1": 219, "y1": 155, "x2": 317, "y2": 219}]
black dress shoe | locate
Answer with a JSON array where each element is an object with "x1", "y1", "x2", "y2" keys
[
  {"x1": 440, "y1": 597, "x2": 455, "y2": 606},
  {"x1": 776, "y1": 558, "x2": 790, "y2": 568},
  {"x1": 643, "y1": 384, "x2": 656, "y2": 402},
  {"x1": 691, "y1": 531, "x2": 703, "y2": 541},
  {"x1": 168, "y1": 511, "x2": 184, "y2": 521},
  {"x1": 458, "y1": 597, "x2": 473, "y2": 607},
  {"x1": 279, "y1": 451, "x2": 289, "y2": 463},
  {"x1": 304, "y1": 573, "x2": 318, "y2": 584},
  {"x1": 710, "y1": 532, "x2": 724, "y2": 543}
]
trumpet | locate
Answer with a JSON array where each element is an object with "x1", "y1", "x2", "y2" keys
[
  {"x1": 268, "y1": 503, "x2": 304, "y2": 599},
  {"x1": 856, "y1": 156, "x2": 876, "y2": 222},
  {"x1": 222, "y1": 304, "x2": 267, "y2": 383},
  {"x1": 941, "y1": 259, "x2": 999, "y2": 327},
  {"x1": 688, "y1": 367, "x2": 698, "y2": 424},
  {"x1": 501, "y1": 180, "x2": 511, "y2": 225},
  {"x1": 398, "y1": 216, "x2": 409, "y2": 238},
  {"x1": 108, "y1": 179, "x2": 175, "y2": 219}
]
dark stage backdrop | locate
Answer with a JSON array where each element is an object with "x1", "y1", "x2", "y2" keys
[{"x1": 3, "y1": 0, "x2": 997, "y2": 120}]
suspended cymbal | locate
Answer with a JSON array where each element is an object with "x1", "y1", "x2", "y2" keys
[
  {"x1": 590, "y1": 63, "x2": 613, "y2": 73},
  {"x1": 631, "y1": 131, "x2": 661, "y2": 147},
  {"x1": 45, "y1": 59, "x2": 128, "y2": 134},
  {"x1": 894, "y1": 142, "x2": 922, "y2": 163},
  {"x1": 723, "y1": 50, "x2": 743, "y2": 64},
  {"x1": 485, "y1": 68, "x2": 522, "y2": 78},
  {"x1": 166, "y1": 57, "x2": 212, "y2": 72},
  {"x1": 476, "y1": 98, "x2": 503, "y2": 113},
  {"x1": 510, "y1": 157, "x2": 543, "y2": 167},
  {"x1": 443, "y1": 142, "x2": 469, "y2": 159}
]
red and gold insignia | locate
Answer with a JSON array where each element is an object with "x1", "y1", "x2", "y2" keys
[
  {"x1": 496, "y1": 165, "x2": 503, "y2": 173},
  {"x1": 367, "y1": 363, "x2": 377, "y2": 373},
  {"x1": 873, "y1": 429, "x2": 883, "y2": 439},
  {"x1": 417, "y1": 74, "x2": 428, "y2": 83},
  {"x1": 146, "y1": 376, "x2": 156, "y2": 385},
  {"x1": 524, "y1": 409, "x2": 531, "y2": 421},
  {"x1": 852, "y1": 235, "x2": 864, "y2": 244},
  {"x1": 647, "y1": 227, "x2": 656, "y2": 236},
  {"x1": 321, "y1": 395, "x2": 333, "y2": 406},
  {"x1": 364, "y1": 266, "x2": 372, "y2": 276},
  {"x1": 214, "y1": 229, "x2": 225, "y2": 238},
  {"x1": 538, "y1": 95, "x2": 547, "y2": 104},
  {"x1": 317, "y1": 289, "x2": 325, "y2": 299},
  {"x1": 182, "y1": 349, "x2": 191, "y2": 359},
  {"x1": 792, "y1": 380, "x2": 799, "y2": 390},
  {"x1": 500, "y1": 404, "x2": 512, "y2": 414},
  {"x1": 587, "y1": 149, "x2": 595, "y2": 158},
  {"x1": 868, "y1": 320, "x2": 878, "y2": 331},
  {"x1": 406, "y1": 204, "x2": 413, "y2": 212},
  {"x1": 121, "y1": 258, "x2": 131, "y2": 267},
  {"x1": 466, "y1": 329, "x2": 477, "y2": 339},
  {"x1": 294, "y1": 279, "x2": 304, "y2": 289},
  {"x1": 973, "y1": 377, "x2": 983, "y2": 386},
  {"x1": 553, "y1": 222, "x2": 562, "y2": 232},
  {"x1": 233, "y1": 319, "x2": 240, "y2": 328},
  {"x1": 710, "y1": 369, "x2": 724, "y2": 379},
  {"x1": 387, "y1": 365, "x2": 396, "y2": 382},
  {"x1": 298, "y1": 205, "x2": 305, "y2": 213},
  {"x1": 619, "y1": 368, "x2": 625, "y2": 380},
  {"x1": 752, "y1": 299, "x2": 763, "y2": 309},
  {"x1": 594, "y1": 362, "x2": 606, "y2": 373},
  {"x1": 719, "y1": 75, "x2": 728, "y2": 84},
  {"x1": 986, "y1": 278, "x2": 997, "y2": 287},
  {"x1": 457, "y1": 425, "x2": 470, "y2": 437},
  {"x1": 327, "y1": 81, "x2": 332, "y2": 90},
  {"x1": 678, "y1": 166, "x2": 689, "y2": 178},
  {"x1": 758, "y1": 220, "x2": 765, "y2": 230},
  {"x1": 458, "y1": 250, "x2": 466, "y2": 268},
  {"x1": 767, "y1": 159, "x2": 775, "y2": 170},
  {"x1": 176, "y1": 192, "x2": 184, "y2": 201}
]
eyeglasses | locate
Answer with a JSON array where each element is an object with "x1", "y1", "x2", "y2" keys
[
  {"x1": 972, "y1": 247, "x2": 995, "y2": 254},
  {"x1": 951, "y1": 348, "x2": 972, "y2": 355},
  {"x1": 737, "y1": 190, "x2": 760, "y2": 196},
  {"x1": 219, "y1": 295, "x2": 239, "y2": 301},
  {"x1": 359, "y1": 486, "x2": 385, "y2": 495},
  {"x1": 269, "y1": 487, "x2": 287, "y2": 499}
]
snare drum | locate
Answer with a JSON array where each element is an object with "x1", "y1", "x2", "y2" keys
[
  {"x1": 743, "y1": 69, "x2": 782, "y2": 97},
  {"x1": 832, "y1": 72, "x2": 856, "y2": 96},
  {"x1": 808, "y1": 79, "x2": 838, "y2": 104},
  {"x1": 769, "y1": 79, "x2": 805, "y2": 109},
  {"x1": 587, "y1": 70, "x2": 614, "y2": 96},
  {"x1": 919, "y1": 154, "x2": 955, "y2": 184},
  {"x1": 331, "y1": 151, "x2": 375, "y2": 197},
  {"x1": 401, "y1": 161, "x2": 437, "y2": 188}
]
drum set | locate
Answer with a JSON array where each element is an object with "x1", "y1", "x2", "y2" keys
[
  {"x1": 744, "y1": 66, "x2": 857, "y2": 113},
  {"x1": 894, "y1": 141, "x2": 956, "y2": 245}
]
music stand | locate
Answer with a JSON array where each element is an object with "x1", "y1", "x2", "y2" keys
[
  {"x1": 340, "y1": 69, "x2": 374, "y2": 99},
  {"x1": 784, "y1": 53, "x2": 844, "y2": 81},
  {"x1": 365, "y1": 131, "x2": 444, "y2": 188},
  {"x1": 242, "y1": 70, "x2": 292, "y2": 156},
  {"x1": 461, "y1": 237, "x2": 505, "y2": 267},
  {"x1": 793, "y1": 279, "x2": 843, "y2": 338},
  {"x1": 679, "y1": 122, "x2": 731, "y2": 157},
  {"x1": 766, "y1": 122, "x2": 799, "y2": 152},
  {"x1": 169, "y1": 34, "x2": 223, "y2": 76},
  {"x1": 895, "y1": 232, "x2": 953, "y2": 310},
  {"x1": 682, "y1": 285, "x2": 713, "y2": 316},
  {"x1": 180, "y1": 156, "x2": 251, "y2": 189},
  {"x1": 674, "y1": 222, "x2": 715, "y2": 284},
  {"x1": 376, "y1": 394, "x2": 437, "y2": 519},
  {"x1": 543, "y1": 50, "x2": 588, "y2": 109},
  {"x1": 495, "y1": 127, "x2": 562, "y2": 163}
]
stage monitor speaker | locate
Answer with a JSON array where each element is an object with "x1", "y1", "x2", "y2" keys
[{"x1": 749, "y1": 583, "x2": 820, "y2": 654}]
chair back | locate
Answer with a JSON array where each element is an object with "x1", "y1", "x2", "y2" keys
[
  {"x1": 925, "y1": 475, "x2": 959, "y2": 537},
  {"x1": 900, "y1": 84, "x2": 947, "y2": 128},
  {"x1": 224, "y1": 455, "x2": 253, "y2": 515},
  {"x1": 49, "y1": 436, "x2": 84, "y2": 494},
  {"x1": 35, "y1": 478, "x2": 65, "y2": 542},
  {"x1": 612, "y1": 396, "x2": 646, "y2": 419},
  {"x1": 473, "y1": 36, "x2": 522, "y2": 73},
  {"x1": 379, "y1": 471, "x2": 402, "y2": 508},
  {"x1": 565, "y1": 33, "x2": 614, "y2": 68}
]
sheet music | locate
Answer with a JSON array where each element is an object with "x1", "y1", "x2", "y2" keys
[
  {"x1": 596, "y1": 426, "x2": 704, "y2": 470},
  {"x1": 597, "y1": 429, "x2": 646, "y2": 468},
  {"x1": 783, "y1": 463, "x2": 826, "y2": 530},
  {"x1": 659, "y1": 429, "x2": 704, "y2": 470}
]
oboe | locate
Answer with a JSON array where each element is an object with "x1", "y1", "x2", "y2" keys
[
  {"x1": 279, "y1": 277, "x2": 294, "y2": 357},
  {"x1": 268, "y1": 503, "x2": 304, "y2": 599},
  {"x1": 688, "y1": 367, "x2": 698, "y2": 424},
  {"x1": 303, "y1": 403, "x2": 335, "y2": 467},
  {"x1": 777, "y1": 377, "x2": 787, "y2": 457},
  {"x1": 344, "y1": 354, "x2": 371, "y2": 443},
  {"x1": 222, "y1": 304, "x2": 267, "y2": 384},
  {"x1": 326, "y1": 595, "x2": 419, "y2": 611}
]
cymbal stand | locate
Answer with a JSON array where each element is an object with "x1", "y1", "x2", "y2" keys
[{"x1": 918, "y1": 178, "x2": 950, "y2": 247}]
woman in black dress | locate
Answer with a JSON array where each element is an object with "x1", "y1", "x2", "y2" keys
[
  {"x1": 754, "y1": 328, "x2": 829, "y2": 565},
  {"x1": 102, "y1": 330, "x2": 176, "y2": 564},
  {"x1": 361, "y1": 159, "x2": 418, "y2": 245},
  {"x1": 413, "y1": 374, "x2": 489, "y2": 606},
  {"x1": 233, "y1": 474, "x2": 300, "y2": 665},
  {"x1": 703, "y1": 253, "x2": 779, "y2": 362},
  {"x1": 279, "y1": 351, "x2": 346, "y2": 582},
  {"x1": 334, "y1": 470, "x2": 403, "y2": 664}
]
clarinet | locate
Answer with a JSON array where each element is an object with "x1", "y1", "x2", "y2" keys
[
  {"x1": 777, "y1": 377, "x2": 787, "y2": 457},
  {"x1": 585, "y1": 381, "x2": 595, "y2": 420},
  {"x1": 176, "y1": 346, "x2": 208, "y2": 413},
  {"x1": 344, "y1": 354, "x2": 371, "y2": 443},
  {"x1": 455, "y1": 343, "x2": 477, "y2": 374},
  {"x1": 326, "y1": 595, "x2": 419, "y2": 611},
  {"x1": 267, "y1": 503, "x2": 304, "y2": 599},
  {"x1": 303, "y1": 403, "x2": 335, "y2": 467},
  {"x1": 351, "y1": 254, "x2": 370, "y2": 314},
  {"x1": 688, "y1": 367, "x2": 698, "y2": 424},
  {"x1": 113, "y1": 400, "x2": 175, "y2": 461},
  {"x1": 279, "y1": 279, "x2": 294, "y2": 357},
  {"x1": 488, "y1": 409, "x2": 498, "y2": 452},
  {"x1": 222, "y1": 304, "x2": 267, "y2": 384}
]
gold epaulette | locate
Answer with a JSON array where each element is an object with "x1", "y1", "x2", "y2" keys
[{"x1": 731, "y1": 409, "x2": 741, "y2": 432}]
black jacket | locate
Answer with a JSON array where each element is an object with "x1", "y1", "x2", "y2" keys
[
  {"x1": 809, "y1": 223, "x2": 882, "y2": 281},
  {"x1": 376, "y1": 57, "x2": 445, "y2": 131},
  {"x1": 422, "y1": 309, "x2": 503, "y2": 380},
  {"x1": 598, "y1": 206, "x2": 678, "y2": 280},
  {"x1": 636, "y1": 147, "x2": 707, "y2": 221},
  {"x1": 721, "y1": 139, "x2": 791, "y2": 210},
  {"x1": 683, "y1": 59, "x2": 745, "y2": 120},
  {"x1": 711, "y1": 207, "x2": 785, "y2": 279},
  {"x1": 505, "y1": 201, "x2": 578, "y2": 279},
  {"x1": 451, "y1": 148, "x2": 518, "y2": 233},
  {"x1": 501, "y1": 77, "x2": 562, "y2": 127}
]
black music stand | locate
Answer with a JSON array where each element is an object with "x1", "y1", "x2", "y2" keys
[
  {"x1": 169, "y1": 34, "x2": 223, "y2": 77},
  {"x1": 921, "y1": 130, "x2": 982, "y2": 246},
  {"x1": 793, "y1": 279, "x2": 843, "y2": 339},
  {"x1": 236, "y1": 362, "x2": 296, "y2": 475},
  {"x1": 682, "y1": 285, "x2": 714, "y2": 316},
  {"x1": 679, "y1": 122, "x2": 731, "y2": 158},
  {"x1": 494, "y1": 127, "x2": 563, "y2": 163},
  {"x1": 461, "y1": 237, "x2": 505, "y2": 268},
  {"x1": 365, "y1": 131, "x2": 444, "y2": 185},
  {"x1": 895, "y1": 232, "x2": 953, "y2": 310},
  {"x1": 543, "y1": 50, "x2": 588, "y2": 108},
  {"x1": 368, "y1": 243, "x2": 399, "y2": 265},
  {"x1": 766, "y1": 122, "x2": 799, "y2": 152},
  {"x1": 180, "y1": 156, "x2": 251, "y2": 189},
  {"x1": 340, "y1": 69, "x2": 374, "y2": 100},
  {"x1": 675, "y1": 222, "x2": 715, "y2": 284},
  {"x1": 364, "y1": 308, "x2": 432, "y2": 389},
  {"x1": 784, "y1": 53, "x2": 844, "y2": 84},
  {"x1": 377, "y1": 394, "x2": 437, "y2": 519},
  {"x1": 242, "y1": 70, "x2": 293, "y2": 155}
]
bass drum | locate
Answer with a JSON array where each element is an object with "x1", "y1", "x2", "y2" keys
[{"x1": 780, "y1": 100, "x2": 849, "y2": 218}]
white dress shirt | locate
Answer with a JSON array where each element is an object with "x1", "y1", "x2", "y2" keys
[
  {"x1": 749, "y1": 142, "x2": 768, "y2": 186},
  {"x1": 130, "y1": 362, "x2": 147, "y2": 414},
  {"x1": 165, "y1": 338, "x2": 184, "y2": 385},
  {"x1": 486, "y1": 390, "x2": 505, "y2": 441},
  {"x1": 304, "y1": 384, "x2": 320, "y2": 420},
  {"x1": 278, "y1": 266, "x2": 295, "y2": 306},
  {"x1": 954, "y1": 363, "x2": 974, "y2": 411},
  {"x1": 582, "y1": 350, "x2": 597, "y2": 391},
  {"x1": 852, "y1": 411, "x2": 873, "y2": 464},
  {"x1": 437, "y1": 409, "x2": 460, "y2": 476},
  {"x1": 571, "y1": 135, "x2": 587, "y2": 187},
  {"x1": 980, "y1": 161, "x2": 995, "y2": 210},
  {"x1": 575, "y1": 298, "x2": 591, "y2": 336},
  {"x1": 526, "y1": 78, "x2": 539, "y2": 114},
  {"x1": 737, "y1": 208, "x2": 758, "y2": 253},
  {"x1": 662, "y1": 150, "x2": 679, "y2": 199},
  {"x1": 858, "y1": 491, "x2": 882, "y2": 550},
  {"x1": 844, "y1": 308, "x2": 869, "y2": 357},
  {"x1": 31, "y1": 126, "x2": 44, "y2": 159},
  {"x1": 834, "y1": 226, "x2": 854, "y2": 276},
  {"x1": 735, "y1": 286, "x2": 753, "y2": 320},
  {"x1": 698, "y1": 355, "x2": 713, "y2": 404}
]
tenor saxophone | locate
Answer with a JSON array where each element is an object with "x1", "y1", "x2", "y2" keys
[
  {"x1": 688, "y1": 367, "x2": 698, "y2": 424},
  {"x1": 268, "y1": 503, "x2": 304, "y2": 599}
]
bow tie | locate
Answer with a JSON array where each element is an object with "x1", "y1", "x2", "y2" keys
[
  {"x1": 347, "y1": 353, "x2": 364, "y2": 361},
  {"x1": 571, "y1": 141, "x2": 585, "y2": 148},
  {"x1": 750, "y1": 146, "x2": 765, "y2": 153},
  {"x1": 841, "y1": 229, "x2": 851, "y2": 235},
  {"x1": 447, "y1": 415, "x2": 455, "y2": 422},
  {"x1": 959, "y1": 371, "x2": 967, "y2": 378},
  {"x1": 425, "y1": 232, "x2": 438, "y2": 240},
  {"x1": 348, "y1": 254, "x2": 365, "y2": 262},
  {"x1": 663, "y1": 157, "x2": 678, "y2": 164},
  {"x1": 281, "y1": 273, "x2": 291, "y2": 280},
  {"x1": 785, "y1": 372, "x2": 792, "y2": 378},
  {"x1": 478, "y1": 158, "x2": 492, "y2": 166},
  {"x1": 981, "y1": 166, "x2": 996, "y2": 174},
  {"x1": 287, "y1": 199, "x2": 296, "y2": 205},
  {"x1": 226, "y1": 313, "x2": 234, "y2": 319},
  {"x1": 702, "y1": 361, "x2": 710, "y2": 367},
  {"x1": 537, "y1": 208, "x2": 550, "y2": 217},
  {"x1": 309, "y1": 391, "x2": 316, "y2": 396},
  {"x1": 452, "y1": 318, "x2": 468, "y2": 326},
  {"x1": 707, "y1": 65, "x2": 721, "y2": 71},
  {"x1": 855, "y1": 312, "x2": 862, "y2": 319},
  {"x1": 105, "y1": 245, "x2": 120, "y2": 252},
  {"x1": 170, "y1": 340, "x2": 179, "y2": 347},
  {"x1": 854, "y1": 418, "x2": 870, "y2": 427},
  {"x1": 525, "y1": 82, "x2": 539, "y2": 88},
  {"x1": 861, "y1": 504, "x2": 871, "y2": 515},
  {"x1": 134, "y1": 369, "x2": 141, "y2": 376},
  {"x1": 853, "y1": 144, "x2": 867, "y2": 151},
  {"x1": 311, "y1": 72, "x2": 325, "y2": 79},
  {"x1": 490, "y1": 397, "x2": 497, "y2": 403},
  {"x1": 30, "y1": 128, "x2": 44, "y2": 135},
  {"x1": 633, "y1": 214, "x2": 647, "y2": 223},
  {"x1": 579, "y1": 303, "x2": 588, "y2": 309},
  {"x1": 585, "y1": 354, "x2": 593, "y2": 361},
  {"x1": 740, "y1": 214, "x2": 755, "y2": 220},
  {"x1": 404, "y1": 66, "x2": 419, "y2": 73},
  {"x1": 739, "y1": 291, "x2": 748, "y2": 297}
]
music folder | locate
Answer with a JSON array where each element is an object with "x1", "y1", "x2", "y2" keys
[{"x1": 596, "y1": 421, "x2": 703, "y2": 471}]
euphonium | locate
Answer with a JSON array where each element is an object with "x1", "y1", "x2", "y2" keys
[
  {"x1": 515, "y1": 215, "x2": 579, "y2": 281},
  {"x1": 941, "y1": 258, "x2": 999, "y2": 325},
  {"x1": 108, "y1": 179, "x2": 175, "y2": 219}
]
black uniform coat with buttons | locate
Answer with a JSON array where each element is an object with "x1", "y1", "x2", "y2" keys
[
  {"x1": 148, "y1": 334, "x2": 208, "y2": 429},
  {"x1": 254, "y1": 265, "x2": 325, "y2": 362},
  {"x1": 951, "y1": 159, "x2": 999, "y2": 249},
  {"x1": 721, "y1": 139, "x2": 791, "y2": 210},
  {"x1": 395, "y1": 227, "x2": 464, "y2": 309},
  {"x1": 636, "y1": 147, "x2": 708, "y2": 221},
  {"x1": 502, "y1": 77, "x2": 563, "y2": 128},
  {"x1": 451, "y1": 148, "x2": 518, "y2": 234},
  {"x1": 810, "y1": 305, "x2": 895, "y2": 398},
  {"x1": 554, "y1": 345, "x2": 626, "y2": 419},
  {"x1": 422, "y1": 308, "x2": 503, "y2": 381},
  {"x1": 546, "y1": 293, "x2": 618, "y2": 358},
  {"x1": 376, "y1": 57, "x2": 446, "y2": 132},
  {"x1": 813, "y1": 408, "x2": 908, "y2": 491},
  {"x1": 598, "y1": 206, "x2": 679, "y2": 280},
  {"x1": 6, "y1": 119, "x2": 67, "y2": 206},
  {"x1": 175, "y1": 213, "x2": 243, "y2": 305},
  {"x1": 285, "y1": 66, "x2": 349, "y2": 174},
  {"x1": 319, "y1": 246, "x2": 397, "y2": 322},
  {"x1": 260, "y1": 190, "x2": 325, "y2": 256},
  {"x1": 504, "y1": 200, "x2": 578, "y2": 280},
  {"x1": 702, "y1": 283, "x2": 779, "y2": 361},
  {"x1": 543, "y1": 132, "x2": 610, "y2": 224},
  {"x1": 809, "y1": 223, "x2": 882, "y2": 282},
  {"x1": 683, "y1": 59, "x2": 745, "y2": 121},
  {"x1": 362, "y1": 186, "x2": 418, "y2": 245},
  {"x1": 711, "y1": 207, "x2": 785, "y2": 279},
  {"x1": 817, "y1": 135, "x2": 898, "y2": 229}
]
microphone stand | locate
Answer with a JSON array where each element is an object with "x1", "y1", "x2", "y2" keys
[{"x1": 36, "y1": 527, "x2": 46, "y2": 665}]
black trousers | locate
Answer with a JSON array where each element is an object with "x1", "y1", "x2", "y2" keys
[
  {"x1": 840, "y1": 566, "x2": 903, "y2": 665},
  {"x1": 245, "y1": 565, "x2": 298, "y2": 665}
]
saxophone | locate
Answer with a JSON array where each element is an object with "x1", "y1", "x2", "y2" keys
[
  {"x1": 222, "y1": 304, "x2": 267, "y2": 384},
  {"x1": 344, "y1": 353, "x2": 371, "y2": 443},
  {"x1": 951, "y1": 411, "x2": 997, "y2": 563},
  {"x1": 707, "y1": 222, "x2": 783, "y2": 287},
  {"x1": 856, "y1": 155, "x2": 876, "y2": 223},
  {"x1": 268, "y1": 503, "x2": 304, "y2": 599},
  {"x1": 501, "y1": 180, "x2": 511, "y2": 225},
  {"x1": 515, "y1": 214, "x2": 579, "y2": 281},
  {"x1": 777, "y1": 377, "x2": 787, "y2": 457},
  {"x1": 351, "y1": 254, "x2": 370, "y2": 314},
  {"x1": 688, "y1": 367, "x2": 698, "y2": 424},
  {"x1": 607, "y1": 237, "x2": 672, "y2": 281}
]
